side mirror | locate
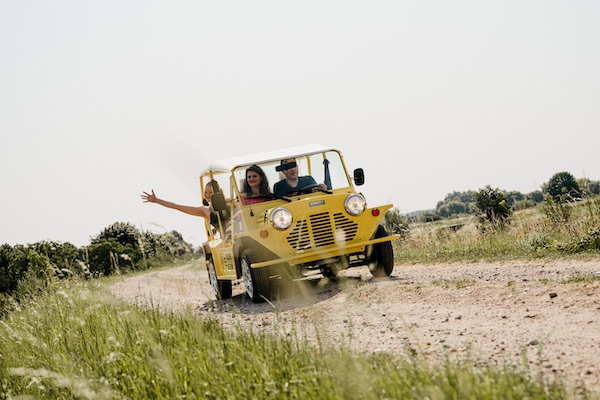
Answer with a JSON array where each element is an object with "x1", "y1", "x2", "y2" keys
[
  {"x1": 353, "y1": 168, "x2": 364, "y2": 186},
  {"x1": 211, "y1": 192, "x2": 227, "y2": 212}
]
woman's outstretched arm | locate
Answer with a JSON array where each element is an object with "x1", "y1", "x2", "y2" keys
[{"x1": 141, "y1": 189, "x2": 211, "y2": 218}]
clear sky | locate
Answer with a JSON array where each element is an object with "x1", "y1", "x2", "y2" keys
[{"x1": 1, "y1": 1, "x2": 599, "y2": 248}]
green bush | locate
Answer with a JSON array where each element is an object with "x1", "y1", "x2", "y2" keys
[
  {"x1": 85, "y1": 222, "x2": 195, "y2": 276},
  {"x1": 0, "y1": 245, "x2": 54, "y2": 294},
  {"x1": 540, "y1": 195, "x2": 571, "y2": 225},
  {"x1": 383, "y1": 208, "x2": 410, "y2": 237},
  {"x1": 554, "y1": 228, "x2": 600, "y2": 253},
  {"x1": 86, "y1": 239, "x2": 137, "y2": 277},
  {"x1": 1, "y1": 222, "x2": 195, "y2": 315},
  {"x1": 474, "y1": 185, "x2": 511, "y2": 228},
  {"x1": 29, "y1": 240, "x2": 85, "y2": 279},
  {"x1": 543, "y1": 171, "x2": 581, "y2": 202}
]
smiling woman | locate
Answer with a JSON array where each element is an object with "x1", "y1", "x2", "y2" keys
[{"x1": 240, "y1": 165, "x2": 273, "y2": 205}]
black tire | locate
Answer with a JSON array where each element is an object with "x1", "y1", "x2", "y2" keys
[
  {"x1": 240, "y1": 248, "x2": 270, "y2": 303},
  {"x1": 207, "y1": 256, "x2": 232, "y2": 300},
  {"x1": 368, "y1": 225, "x2": 394, "y2": 277}
]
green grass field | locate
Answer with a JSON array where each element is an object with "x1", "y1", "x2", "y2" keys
[
  {"x1": 0, "y1": 198, "x2": 598, "y2": 399},
  {"x1": 394, "y1": 196, "x2": 600, "y2": 264},
  {"x1": 0, "y1": 279, "x2": 578, "y2": 399}
]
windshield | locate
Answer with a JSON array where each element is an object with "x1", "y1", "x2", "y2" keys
[{"x1": 232, "y1": 150, "x2": 351, "y2": 202}]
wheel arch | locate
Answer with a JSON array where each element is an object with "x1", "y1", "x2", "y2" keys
[{"x1": 233, "y1": 237, "x2": 280, "y2": 278}]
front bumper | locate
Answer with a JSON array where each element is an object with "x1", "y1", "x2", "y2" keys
[{"x1": 250, "y1": 234, "x2": 400, "y2": 269}]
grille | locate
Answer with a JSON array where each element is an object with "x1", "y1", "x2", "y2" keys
[{"x1": 286, "y1": 212, "x2": 359, "y2": 250}]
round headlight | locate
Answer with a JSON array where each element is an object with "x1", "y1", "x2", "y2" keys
[
  {"x1": 345, "y1": 194, "x2": 366, "y2": 216},
  {"x1": 270, "y1": 207, "x2": 293, "y2": 230}
]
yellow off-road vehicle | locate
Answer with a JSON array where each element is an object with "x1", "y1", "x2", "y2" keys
[{"x1": 200, "y1": 144, "x2": 400, "y2": 302}]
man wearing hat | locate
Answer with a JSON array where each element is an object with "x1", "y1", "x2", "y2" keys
[{"x1": 273, "y1": 158, "x2": 327, "y2": 198}]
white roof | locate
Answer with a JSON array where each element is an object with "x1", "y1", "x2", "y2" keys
[{"x1": 201, "y1": 144, "x2": 334, "y2": 174}]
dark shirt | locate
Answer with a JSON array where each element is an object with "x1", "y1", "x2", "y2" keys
[{"x1": 273, "y1": 176, "x2": 317, "y2": 198}]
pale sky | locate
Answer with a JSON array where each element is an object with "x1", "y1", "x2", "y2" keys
[{"x1": 1, "y1": 1, "x2": 599, "y2": 247}]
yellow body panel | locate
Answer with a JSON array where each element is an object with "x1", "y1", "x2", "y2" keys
[{"x1": 199, "y1": 146, "x2": 400, "y2": 290}]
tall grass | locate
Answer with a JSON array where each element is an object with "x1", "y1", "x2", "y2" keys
[
  {"x1": 0, "y1": 281, "x2": 576, "y2": 399},
  {"x1": 395, "y1": 196, "x2": 600, "y2": 264}
]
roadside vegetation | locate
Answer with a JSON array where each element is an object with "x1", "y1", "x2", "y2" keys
[
  {"x1": 0, "y1": 280, "x2": 577, "y2": 399},
  {"x1": 0, "y1": 222, "x2": 196, "y2": 318},
  {"x1": 1, "y1": 170, "x2": 598, "y2": 398},
  {"x1": 386, "y1": 172, "x2": 600, "y2": 264}
]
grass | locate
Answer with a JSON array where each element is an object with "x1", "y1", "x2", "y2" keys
[
  {"x1": 1, "y1": 197, "x2": 598, "y2": 399},
  {"x1": 432, "y1": 278, "x2": 476, "y2": 289},
  {"x1": 560, "y1": 274, "x2": 600, "y2": 284},
  {"x1": 394, "y1": 197, "x2": 600, "y2": 264},
  {"x1": 0, "y1": 280, "x2": 580, "y2": 399}
]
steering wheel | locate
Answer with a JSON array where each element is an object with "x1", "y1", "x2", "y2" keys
[{"x1": 299, "y1": 183, "x2": 321, "y2": 192}]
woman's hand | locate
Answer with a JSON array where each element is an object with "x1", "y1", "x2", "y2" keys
[{"x1": 141, "y1": 189, "x2": 157, "y2": 203}]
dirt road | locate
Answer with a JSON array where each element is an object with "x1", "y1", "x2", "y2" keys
[{"x1": 109, "y1": 260, "x2": 600, "y2": 394}]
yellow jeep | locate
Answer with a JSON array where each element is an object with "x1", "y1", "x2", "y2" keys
[{"x1": 200, "y1": 144, "x2": 400, "y2": 303}]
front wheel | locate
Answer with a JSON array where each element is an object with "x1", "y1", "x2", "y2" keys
[
  {"x1": 367, "y1": 225, "x2": 394, "y2": 277},
  {"x1": 207, "y1": 256, "x2": 232, "y2": 300},
  {"x1": 240, "y1": 249, "x2": 270, "y2": 303}
]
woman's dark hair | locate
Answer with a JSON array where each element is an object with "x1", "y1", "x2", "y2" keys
[{"x1": 243, "y1": 165, "x2": 272, "y2": 197}]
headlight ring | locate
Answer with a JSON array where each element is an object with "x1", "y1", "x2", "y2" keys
[
  {"x1": 345, "y1": 194, "x2": 366, "y2": 216},
  {"x1": 270, "y1": 207, "x2": 293, "y2": 230}
]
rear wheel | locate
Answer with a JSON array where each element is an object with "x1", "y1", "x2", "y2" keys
[
  {"x1": 241, "y1": 248, "x2": 270, "y2": 303},
  {"x1": 207, "y1": 256, "x2": 232, "y2": 300},
  {"x1": 367, "y1": 225, "x2": 394, "y2": 277}
]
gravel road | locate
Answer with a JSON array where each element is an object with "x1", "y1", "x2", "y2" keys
[{"x1": 109, "y1": 259, "x2": 600, "y2": 394}]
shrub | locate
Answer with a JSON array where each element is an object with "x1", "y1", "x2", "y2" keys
[
  {"x1": 0, "y1": 245, "x2": 54, "y2": 294},
  {"x1": 474, "y1": 186, "x2": 511, "y2": 228},
  {"x1": 86, "y1": 239, "x2": 136, "y2": 277},
  {"x1": 383, "y1": 208, "x2": 410, "y2": 237},
  {"x1": 543, "y1": 171, "x2": 581, "y2": 202},
  {"x1": 28, "y1": 241, "x2": 84, "y2": 279},
  {"x1": 540, "y1": 195, "x2": 571, "y2": 225}
]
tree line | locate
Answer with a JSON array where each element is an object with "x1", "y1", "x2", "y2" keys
[
  {"x1": 0, "y1": 222, "x2": 195, "y2": 316},
  {"x1": 384, "y1": 171, "x2": 600, "y2": 232}
]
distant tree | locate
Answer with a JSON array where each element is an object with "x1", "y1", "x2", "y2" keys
[
  {"x1": 438, "y1": 191, "x2": 476, "y2": 206},
  {"x1": 436, "y1": 190, "x2": 476, "y2": 218},
  {"x1": 417, "y1": 210, "x2": 441, "y2": 223},
  {"x1": 86, "y1": 239, "x2": 132, "y2": 277},
  {"x1": 474, "y1": 185, "x2": 511, "y2": 226},
  {"x1": 29, "y1": 241, "x2": 86, "y2": 279},
  {"x1": 589, "y1": 180, "x2": 600, "y2": 195},
  {"x1": 0, "y1": 244, "x2": 24, "y2": 293},
  {"x1": 438, "y1": 201, "x2": 470, "y2": 218},
  {"x1": 139, "y1": 231, "x2": 160, "y2": 258},
  {"x1": 527, "y1": 190, "x2": 545, "y2": 203},
  {"x1": 577, "y1": 178, "x2": 590, "y2": 193},
  {"x1": 511, "y1": 199, "x2": 537, "y2": 211},
  {"x1": 92, "y1": 222, "x2": 141, "y2": 248},
  {"x1": 157, "y1": 230, "x2": 194, "y2": 256},
  {"x1": 89, "y1": 222, "x2": 143, "y2": 275},
  {"x1": 577, "y1": 178, "x2": 600, "y2": 196},
  {"x1": 504, "y1": 191, "x2": 525, "y2": 208},
  {"x1": 0, "y1": 245, "x2": 54, "y2": 294},
  {"x1": 543, "y1": 171, "x2": 581, "y2": 202},
  {"x1": 30, "y1": 240, "x2": 80, "y2": 265}
]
